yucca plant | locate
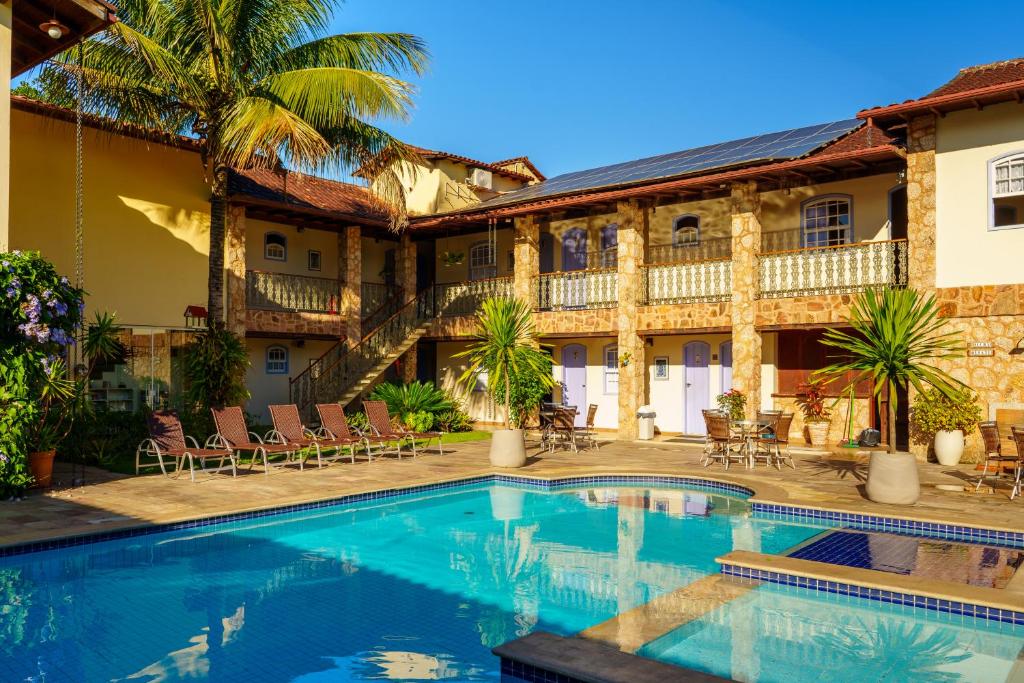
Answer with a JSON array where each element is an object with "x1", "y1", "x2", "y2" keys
[
  {"x1": 369, "y1": 380, "x2": 451, "y2": 427},
  {"x1": 454, "y1": 298, "x2": 554, "y2": 431},
  {"x1": 41, "y1": 0, "x2": 427, "y2": 323},
  {"x1": 183, "y1": 327, "x2": 251, "y2": 410},
  {"x1": 812, "y1": 288, "x2": 965, "y2": 452}
]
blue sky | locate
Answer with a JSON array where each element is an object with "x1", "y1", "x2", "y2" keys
[{"x1": 337, "y1": 0, "x2": 1024, "y2": 178}]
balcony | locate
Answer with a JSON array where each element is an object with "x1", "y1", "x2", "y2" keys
[
  {"x1": 435, "y1": 276, "x2": 513, "y2": 317},
  {"x1": 758, "y1": 239, "x2": 908, "y2": 298},
  {"x1": 645, "y1": 259, "x2": 732, "y2": 304},
  {"x1": 536, "y1": 269, "x2": 617, "y2": 311},
  {"x1": 246, "y1": 270, "x2": 340, "y2": 312},
  {"x1": 647, "y1": 237, "x2": 732, "y2": 265}
]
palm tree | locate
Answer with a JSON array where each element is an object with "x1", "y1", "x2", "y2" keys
[
  {"x1": 813, "y1": 288, "x2": 965, "y2": 452},
  {"x1": 44, "y1": 0, "x2": 427, "y2": 324},
  {"x1": 454, "y1": 298, "x2": 554, "y2": 431}
]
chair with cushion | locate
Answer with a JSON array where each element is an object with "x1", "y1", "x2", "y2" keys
[
  {"x1": 209, "y1": 406, "x2": 299, "y2": 474},
  {"x1": 137, "y1": 410, "x2": 237, "y2": 481}
]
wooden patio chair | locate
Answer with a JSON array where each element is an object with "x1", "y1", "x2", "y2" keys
[
  {"x1": 704, "y1": 413, "x2": 745, "y2": 469},
  {"x1": 269, "y1": 404, "x2": 357, "y2": 466},
  {"x1": 363, "y1": 400, "x2": 411, "y2": 458},
  {"x1": 755, "y1": 412, "x2": 795, "y2": 469},
  {"x1": 574, "y1": 403, "x2": 599, "y2": 450},
  {"x1": 549, "y1": 407, "x2": 579, "y2": 453},
  {"x1": 136, "y1": 410, "x2": 237, "y2": 482},
  {"x1": 209, "y1": 406, "x2": 299, "y2": 474},
  {"x1": 315, "y1": 403, "x2": 388, "y2": 461},
  {"x1": 975, "y1": 421, "x2": 1018, "y2": 492},
  {"x1": 1009, "y1": 426, "x2": 1024, "y2": 500}
]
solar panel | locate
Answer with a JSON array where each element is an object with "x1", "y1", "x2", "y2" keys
[{"x1": 472, "y1": 119, "x2": 862, "y2": 210}]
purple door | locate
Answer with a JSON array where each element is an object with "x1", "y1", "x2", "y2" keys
[
  {"x1": 720, "y1": 341, "x2": 733, "y2": 393},
  {"x1": 684, "y1": 341, "x2": 711, "y2": 434},
  {"x1": 562, "y1": 344, "x2": 587, "y2": 427}
]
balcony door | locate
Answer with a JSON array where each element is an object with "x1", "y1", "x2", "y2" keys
[
  {"x1": 684, "y1": 341, "x2": 711, "y2": 435},
  {"x1": 562, "y1": 228, "x2": 588, "y2": 308},
  {"x1": 720, "y1": 341, "x2": 733, "y2": 393},
  {"x1": 561, "y1": 344, "x2": 587, "y2": 427}
]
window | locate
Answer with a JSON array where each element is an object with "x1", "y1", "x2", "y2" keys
[
  {"x1": 672, "y1": 215, "x2": 700, "y2": 247},
  {"x1": 307, "y1": 249, "x2": 322, "y2": 271},
  {"x1": 604, "y1": 344, "x2": 618, "y2": 395},
  {"x1": 990, "y1": 152, "x2": 1024, "y2": 229},
  {"x1": 600, "y1": 224, "x2": 618, "y2": 267},
  {"x1": 266, "y1": 345, "x2": 289, "y2": 374},
  {"x1": 473, "y1": 367, "x2": 488, "y2": 392},
  {"x1": 801, "y1": 196, "x2": 851, "y2": 247},
  {"x1": 264, "y1": 232, "x2": 287, "y2": 261},
  {"x1": 469, "y1": 241, "x2": 496, "y2": 280}
]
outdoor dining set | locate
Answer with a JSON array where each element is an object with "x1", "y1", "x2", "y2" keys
[
  {"x1": 702, "y1": 409, "x2": 796, "y2": 470},
  {"x1": 538, "y1": 403, "x2": 599, "y2": 453}
]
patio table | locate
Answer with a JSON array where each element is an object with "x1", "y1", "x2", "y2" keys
[{"x1": 730, "y1": 419, "x2": 773, "y2": 468}]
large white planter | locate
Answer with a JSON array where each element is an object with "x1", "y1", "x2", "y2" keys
[
  {"x1": 866, "y1": 451, "x2": 920, "y2": 505},
  {"x1": 805, "y1": 421, "x2": 830, "y2": 447},
  {"x1": 489, "y1": 429, "x2": 527, "y2": 468},
  {"x1": 933, "y1": 429, "x2": 965, "y2": 466}
]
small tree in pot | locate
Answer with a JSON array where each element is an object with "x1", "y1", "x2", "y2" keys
[
  {"x1": 455, "y1": 297, "x2": 554, "y2": 467},
  {"x1": 910, "y1": 388, "x2": 981, "y2": 466},
  {"x1": 813, "y1": 288, "x2": 965, "y2": 505},
  {"x1": 796, "y1": 381, "x2": 832, "y2": 447}
]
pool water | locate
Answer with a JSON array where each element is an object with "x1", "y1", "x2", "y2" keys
[{"x1": 0, "y1": 482, "x2": 1020, "y2": 682}]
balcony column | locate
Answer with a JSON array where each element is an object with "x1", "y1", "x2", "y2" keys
[
  {"x1": 729, "y1": 181, "x2": 762, "y2": 418},
  {"x1": 0, "y1": 2, "x2": 10, "y2": 250},
  {"x1": 338, "y1": 226, "x2": 361, "y2": 347},
  {"x1": 397, "y1": 231, "x2": 417, "y2": 382},
  {"x1": 616, "y1": 199, "x2": 647, "y2": 440},
  {"x1": 906, "y1": 114, "x2": 937, "y2": 293},
  {"x1": 513, "y1": 214, "x2": 540, "y2": 305},
  {"x1": 224, "y1": 204, "x2": 247, "y2": 337}
]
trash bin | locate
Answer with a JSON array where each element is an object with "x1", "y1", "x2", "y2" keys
[{"x1": 637, "y1": 405, "x2": 656, "y2": 440}]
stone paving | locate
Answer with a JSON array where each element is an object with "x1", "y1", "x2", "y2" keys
[{"x1": 0, "y1": 437, "x2": 1020, "y2": 549}]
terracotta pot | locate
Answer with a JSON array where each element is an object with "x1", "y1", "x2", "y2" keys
[
  {"x1": 805, "y1": 420, "x2": 830, "y2": 447},
  {"x1": 29, "y1": 450, "x2": 57, "y2": 488},
  {"x1": 489, "y1": 429, "x2": 527, "y2": 468},
  {"x1": 866, "y1": 450, "x2": 920, "y2": 505},
  {"x1": 933, "y1": 430, "x2": 965, "y2": 466}
]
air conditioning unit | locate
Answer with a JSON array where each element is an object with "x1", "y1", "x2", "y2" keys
[{"x1": 470, "y1": 168, "x2": 493, "y2": 190}]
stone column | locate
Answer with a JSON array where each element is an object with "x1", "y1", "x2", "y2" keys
[
  {"x1": 224, "y1": 204, "x2": 247, "y2": 337},
  {"x1": 400, "y1": 347, "x2": 418, "y2": 383},
  {"x1": 616, "y1": 199, "x2": 647, "y2": 440},
  {"x1": 338, "y1": 225, "x2": 361, "y2": 346},
  {"x1": 0, "y1": 2, "x2": 10, "y2": 250},
  {"x1": 397, "y1": 231, "x2": 417, "y2": 304},
  {"x1": 513, "y1": 214, "x2": 540, "y2": 305},
  {"x1": 906, "y1": 114, "x2": 937, "y2": 294},
  {"x1": 729, "y1": 181, "x2": 762, "y2": 418}
]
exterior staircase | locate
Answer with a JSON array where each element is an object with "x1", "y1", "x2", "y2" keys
[{"x1": 290, "y1": 289, "x2": 439, "y2": 417}]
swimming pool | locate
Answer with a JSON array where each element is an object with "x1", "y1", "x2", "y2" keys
[{"x1": 0, "y1": 481, "x2": 1020, "y2": 682}]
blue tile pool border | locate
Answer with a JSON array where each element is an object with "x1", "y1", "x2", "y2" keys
[
  {"x1": 720, "y1": 563, "x2": 1024, "y2": 626},
  {"x1": 0, "y1": 474, "x2": 754, "y2": 558},
  {"x1": 751, "y1": 501, "x2": 1024, "y2": 548}
]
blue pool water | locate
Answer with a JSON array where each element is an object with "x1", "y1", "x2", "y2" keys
[{"x1": 0, "y1": 483, "x2": 1021, "y2": 682}]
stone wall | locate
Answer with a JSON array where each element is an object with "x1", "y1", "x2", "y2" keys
[
  {"x1": 616, "y1": 199, "x2": 647, "y2": 440},
  {"x1": 535, "y1": 308, "x2": 617, "y2": 336},
  {"x1": 936, "y1": 285, "x2": 1024, "y2": 318},
  {"x1": 755, "y1": 294, "x2": 855, "y2": 328},
  {"x1": 513, "y1": 215, "x2": 539, "y2": 304},
  {"x1": 225, "y1": 205, "x2": 247, "y2": 336},
  {"x1": 338, "y1": 226, "x2": 361, "y2": 345},
  {"x1": 638, "y1": 302, "x2": 732, "y2": 332},
  {"x1": 730, "y1": 181, "x2": 762, "y2": 418},
  {"x1": 906, "y1": 115, "x2": 937, "y2": 293},
  {"x1": 246, "y1": 309, "x2": 344, "y2": 338},
  {"x1": 772, "y1": 395, "x2": 873, "y2": 447}
]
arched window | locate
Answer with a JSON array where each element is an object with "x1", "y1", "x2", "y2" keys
[
  {"x1": 672, "y1": 215, "x2": 700, "y2": 247},
  {"x1": 266, "y1": 345, "x2": 289, "y2": 374},
  {"x1": 264, "y1": 232, "x2": 287, "y2": 261},
  {"x1": 468, "y1": 241, "x2": 496, "y2": 280},
  {"x1": 603, "y1": 344, "x2": 619, "y2": 395},
  {"x1": 802, "y1": 195, "x2": 852, "y2": 247},
  {"x1": 990, "y1": 151, "x2": 1024, "y2": 229},
  {"x1": 600, "y1": 224, "x2": 618, "y2": 267}
]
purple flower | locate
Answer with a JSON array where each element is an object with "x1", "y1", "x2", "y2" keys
[
  {"x1": 41, "y1": 289, "x2": 52, "y2": 300},
  {"x1": 60, "y1": 276, "x2": 69, "y2": 285},
  {"x1": 54, "y1": 302, "x2": 68, "y2": 316},
  {"x1": 0, "y1": 450, "x2": 8, "y2": 464}
]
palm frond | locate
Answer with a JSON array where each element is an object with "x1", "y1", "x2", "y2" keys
[
  {"x1": 274, "y1": 32, "x2": 429, "y2": 75},
  {"x1": 217, "y1": 96, "x2": 334, "y2": 169},
  {"x1": 260, "y1": 67, "x2": 415, "y2": 126}
]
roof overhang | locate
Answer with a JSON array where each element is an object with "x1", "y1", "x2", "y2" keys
[
  {"x1": 12, "y1": 0, "x2": 117, "y2": 76},
  {"x1": 229, "y1": 194, "x2": 394, "y2": 235},
  {"x1": 857, "y1": 80, "x2": 1024, "y2": 125},
  {"x1": 409, "y1": 144, "x2": 904, "y2": 230}
]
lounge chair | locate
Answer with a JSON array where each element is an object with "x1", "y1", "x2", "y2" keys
[
  {"x1": 366, "y1": 399, "x2": 445, "y2": 456},
  {"x1": 136, "y1": 410, "x2": 237, "y2": 482},
  {"x1": 363, "y1": 400, "x2": 414, "y2": 458},
  {"x1": 315, "y1": 403, "x2": 388, "y2": 461},
  {"x1": 209, "y1": 406, "x2": 299, "y2": 474},
  {"x1": 268, "y1": 404, "x2": 359, "y2": 466}
]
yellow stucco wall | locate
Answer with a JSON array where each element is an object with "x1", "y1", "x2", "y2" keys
[
  {"x1": 245, "y1": 338, "x2": 334, "y2": 424},
  {"x1": 361, "y1": 235, "x2": 398, "y2": 284},
  {"x1": 10, "y1": 110, "x2": 211, "y2": 327},
  {"x1": 0, "y1": 1, "x2": 10, "y2": 249},
  {"x1": 435, "y1": 341, "x2": 506, "y2": 425},
  {"x1": 548, "y1": 337, "x2": 620, "y2": 430},
  {"x1": 246, "y1": 218, "x2": 339, "y2": 278},
  {"x1": 434, "y1": 228, "x2": 514, "y2": 284},
  {"x1": 936, "y1": 102, "x2": 1024, "y2": 287}
]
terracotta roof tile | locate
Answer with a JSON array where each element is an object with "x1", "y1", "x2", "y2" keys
[
  {"x1": 814, "y1": 123, "x2": 896, "y2": 154},
  {"x1": 490, "y1": 156, "x2": 547, "y2": 181},
  {"x1": 927, "y1": 58, "x2": 1024, "y2": 97},
  {"x1": 228, "y1": 169, "x2": 387, "y2": 223},
  {"x1": 407, "y1": 146, "x2": 534, "y2": 182}
]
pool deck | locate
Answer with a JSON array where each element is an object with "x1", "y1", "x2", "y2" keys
[{"x1": 0, "y1": 437, "x2": 1019, "y2": 550}]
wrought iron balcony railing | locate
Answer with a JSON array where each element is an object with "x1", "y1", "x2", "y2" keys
[
  {"x1": 435, "y1": 276, "x2": 513, "y2": 317},
  {"x1": 644, "y1": 259, "x2": 732, "y2": 304},
  {"x1": 646, "y1": 237, "x2": 732, "y2": 265},
  {"x1": 536, "y1": 269, "x2": 617, "y2": 311},
  {"x1": 758, "y1": 239, "x2": 908, "y2": 298},
  {"x1": 361, "y1": 281, "x2": 404, "y2": 329},
  {"x1": 246, "y1": 270, "x2": 340, "y2": 313}
]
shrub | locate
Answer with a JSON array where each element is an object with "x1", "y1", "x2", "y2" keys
[
  {"x1": 405, "y1": 411, "x2": 435, "y2": 433},
  {"x1": 346, "y1": 410, "x2": 369, "y2": 433},
  {"x1": 183, "y1": 327, "x2": 250, "y2": 410},
  {"x1": 910, "y1": 388, "x2": 981, "y2": 441},
  {"x1": 369, "y1": 381, "x2": 451, "y2": 426},
  {"x1": 435, "y1": 407, "x2": 474, "y2": 433},
  {"x1": 716, "y1": 389, "x2": 746, "y2": 421}
]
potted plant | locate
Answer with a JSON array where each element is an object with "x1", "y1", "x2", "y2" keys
[
  {"x1": 440, "y1": 251, "x2": 464, "y2": 267},
  {"x1": 814, "y1": 288, "x2": 965, "y2": 505},
  {"x1": 455, "y1": 297, "x2": 554, "y2": 467},
  {"x1": 910, "y1": 388, "x2": 981, "y2": 466},
  {"x1": 24, "y1": 358, "x2": 79, "y2": 488},
  {"x1": 716, "y1": 389, "x2": 746, "y2": 421},
  {"x1": 796, "y1": 381, "x2": 832, "y2": 447}
]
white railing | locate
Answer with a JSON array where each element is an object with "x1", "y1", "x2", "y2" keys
[
  {"x1": 536, "y1": 269, "x2": 617, "y2": 310},
  {"x1": 758, "y1": 239, "x2": 908, "y2": 298},
  {"x1": 435, "y1": 276, "x2": 513, "y2": 316},
  {"x1": 644, "y1": 259, "x2": 732, "y2": 304}
]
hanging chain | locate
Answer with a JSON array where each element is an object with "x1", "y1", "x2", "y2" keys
[{"x1": 74, "y1": 41, "x2": 86, "y2": 367}]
